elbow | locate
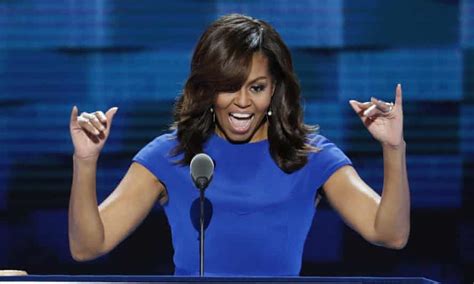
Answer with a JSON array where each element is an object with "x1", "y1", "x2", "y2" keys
[
  {"x1": 69, "y1": 241, "x2": 104, "y2": 262},
  {"x1": 369, "y1": 228, "x2": 410, "y2": 250},
  {"x1": 377, "y1": 231, "x2": 410, "y2": 250},
  {"x1": 71, "y1": 252, "x2": 91, "y2": 262},
  {"x1": 384, "y1": 235, "x2": 409, "y2": 250},
  {"x1": 70, "y1": 247, "x2": 100, "y2": 262},
  {"x1": 70, "y1": 252, "x2": 93, "y2": 262},
  {"x1": 68, "y1": 231, "x2": 108, "y2": 262}
]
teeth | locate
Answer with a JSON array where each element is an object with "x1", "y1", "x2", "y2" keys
[
  {"x1": 229, "y1": 115, "x2": 253, "y2": 132},
  {"x1": 230, "y1": 113, "x2": 252, "y2": 119}
]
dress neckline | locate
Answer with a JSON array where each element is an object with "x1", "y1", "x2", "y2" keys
[{"x1": 209, "y1": 132, "x2": 268, "y2": 148}]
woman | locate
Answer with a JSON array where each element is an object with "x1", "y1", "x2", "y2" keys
[{"x1": 68, "y1": 14, "x2": 409, "y2": 276}]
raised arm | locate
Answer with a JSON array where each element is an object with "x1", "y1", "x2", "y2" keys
[
  {"x1": 68, "y1": 106, "x2": 164, "y2": 261},
  {"x1": 322, "y1": 84, "x2": 410, "y2": 249}
]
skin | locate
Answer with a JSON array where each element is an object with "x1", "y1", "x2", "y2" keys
[
  {"x1": 69, "y1": 107, "x2": 164, "y2": 260},
  {"x1": 68, "y1": 55, "x2": 409, "y2": 261},
  {"x1": 327, "y1": 85, "x2": 410, "y2": 249},
  {"x1": 214, "y1": 53, "x2": 274, "y2": 143}
]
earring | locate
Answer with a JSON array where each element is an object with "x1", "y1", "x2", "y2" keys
[
  {"x1": 267, "y1": 109, "x2": 272, "y2": 117},
  {"x1": 210, "y1": 107, "x2": 215, "y2": 123}
]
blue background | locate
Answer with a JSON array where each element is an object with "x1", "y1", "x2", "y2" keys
[{"x1": 0, "y1": 0, "x2": 472, "y2": 282}]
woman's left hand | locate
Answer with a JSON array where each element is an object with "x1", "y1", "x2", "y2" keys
[{"x1": 349, "y1": 84, "x2": 404, "y2": 148}]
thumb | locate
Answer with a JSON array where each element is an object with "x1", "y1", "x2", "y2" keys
[
  {"x1": 105, "y1": 107, "x2": 119, "y2": 128},
  {"x1": 349, "y1": 100, "x2": 372, "y2": 127},
  {"x1": 349, "y1": 100, "x2": 362, "y2": 115}
]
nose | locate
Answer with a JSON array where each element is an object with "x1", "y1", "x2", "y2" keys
[{"x1": 234, "y1": 89, "x2": 251, "y2": 108}]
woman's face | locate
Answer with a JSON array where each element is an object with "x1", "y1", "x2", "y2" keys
[{"x1": 214, "y1": 53, "x2": 274, "y2": 143}]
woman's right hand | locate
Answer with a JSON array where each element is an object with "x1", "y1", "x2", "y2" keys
[{"x1": 69, "y1": 106, "x2": 119, "y2": 160}]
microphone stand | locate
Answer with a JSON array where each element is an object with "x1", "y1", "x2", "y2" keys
[
  {"x1": 190, "y1": 152, "x2": 214, "y2": 277},
  {"x1": 196, "y1": 177, "x2": 208, "y2": 277},
  {"x1": 199, "y1": 187, "x2": 205, "y2": 277}
]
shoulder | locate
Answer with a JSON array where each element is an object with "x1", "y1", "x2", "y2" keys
[
  {"x1": 142, "y1": 130, "x2": 178, "y2": 153},
  {"x1": 307, "y1": 133, "x2": 340, "y2": 151},
  {"x1": 132, "y1": 130, "x2": 180, "y2": 182},
  {"x1": 306, "y1": 132, "x2": 352, "y2": 170},
  {"x1": 302, "y1": 132, "x2": 352, "y2": 188},
  {"x1": 133, "y1": 130, "x2": 179, "y2": 162}
]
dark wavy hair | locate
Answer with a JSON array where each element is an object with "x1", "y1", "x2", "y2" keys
[{"x1": 171, "y1": 14, "x2": 317, "y2": 173}]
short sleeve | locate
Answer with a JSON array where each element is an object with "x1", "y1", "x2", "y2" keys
[
  {"x1": 132, "y1": 132, "x2": 178, "y2": 183},
  {"x1": 307, "y1": 134, "x2": 352, "y2": 189}
]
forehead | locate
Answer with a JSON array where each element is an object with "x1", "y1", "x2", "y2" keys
[{"x1": 247, "y1": 53, "x2": 270, "y2": 81}]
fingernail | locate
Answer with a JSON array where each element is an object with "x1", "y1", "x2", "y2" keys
[{"x1": 363, "y1": 109, "x2": 370, "y2": 116}]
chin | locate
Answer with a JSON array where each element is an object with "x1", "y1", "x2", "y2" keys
[
  {"x1": 216, "y1": 124, "x2": 257, "y2": 143},
  {"x1": 224, "y1": 131, "x2": 254, "y2": 144}
]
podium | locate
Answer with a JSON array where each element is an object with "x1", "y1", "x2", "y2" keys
[{"x1": 0, "y1": 275, "x2": 438, "y2": 283}]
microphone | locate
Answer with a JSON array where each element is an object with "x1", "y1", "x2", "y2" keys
[
  {"x1": 189, "y1": 153, "x2": 214, "y2": 276},
  {"x1": 190, "y1": 153, "x2": 214, "y2": 190}
]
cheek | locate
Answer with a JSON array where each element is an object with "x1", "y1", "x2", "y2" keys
[
  {"x1": 254, "y1": 96, "x2": 272, "y2": 113},
  {"x1": 215, "y1": 99, "x2": 229, "y2": 110},
  {"x1": 214, "y1": 95, "x2": 232, "y2": 117}
]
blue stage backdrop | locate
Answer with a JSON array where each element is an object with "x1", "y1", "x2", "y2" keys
[{"x1": 0, "y1": 0, "x2": 472, "y2": 283}]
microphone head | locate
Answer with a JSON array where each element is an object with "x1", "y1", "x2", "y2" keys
[{"x1": 190, "y1": 153, "x2": 214, "y2": 190}]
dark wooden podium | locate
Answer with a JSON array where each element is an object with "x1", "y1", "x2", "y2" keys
[{"x1": 0, "y1": 275, "x2": 439, "y2": 283}]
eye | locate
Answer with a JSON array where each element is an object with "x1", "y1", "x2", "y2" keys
[{"x1": 250, "y1": 84, "x2": 266, "y2": 93}]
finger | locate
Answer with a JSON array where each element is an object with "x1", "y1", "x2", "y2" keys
[
  {"x1": 395, "y1": 83, "x2": 402, "y2": 107},
  {"x1": 105, "y1": 107, "x2": 119, "y2": 131},
  {"x1": 349, "y1": 100, "x2": 376, "y2": 127},
  {"x1": 78, "y1": 116, "x2": 101, "y2": 135},
  {"x1": 99, "y1": 107, "x2": 118, "y2": 137},
  {"x1": 353, "y1": 100, "x2": 372, "y2": 109},
  {"x1": 370, "y1": 97, "x2": 393, "y2": 113},
  {"x1": 349, "y1": 100, "x2": 363, "y2": 113},
  {"x1": 349, "y1": 100, "x2": 360, "y2": 113},
  {"x1": 92, "y1": 112, "x2": 107, "y2": 131},
  {"x1": 95, "y1": 111, "x2": 107, "y2": 123},
  {"x1": 82, "y1": 112, "x2": 105, "y2": 132},
  {"x1": 70, "y1": 106, "x2": 78, "y2": 125},
  {"x1": 362, "y1": 104, "x2": 381, "y2": 117},
  {"x1": 349, "y1": 100, "x2": 373, "y2": 114},
  {"x1": 356, "y1": 101, "x2": 372, "y2": 107}
]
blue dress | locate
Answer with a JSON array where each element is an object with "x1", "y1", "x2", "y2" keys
[{"x1": 133, "y1": 131, "x2": 351, "y2": 276}]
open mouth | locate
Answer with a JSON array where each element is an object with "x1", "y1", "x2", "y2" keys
[{"x1": 228, "y1": 112, "x2": 254, "y2": 133}]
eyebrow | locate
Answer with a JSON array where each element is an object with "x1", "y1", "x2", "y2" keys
[{"x1": 246, "y1": 76, "x2": 268, "y2": 84}]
